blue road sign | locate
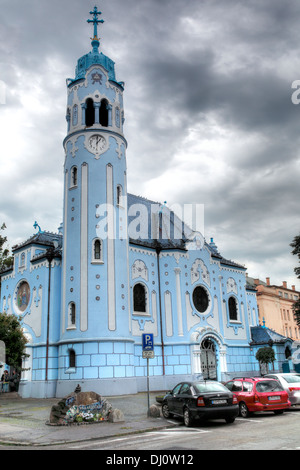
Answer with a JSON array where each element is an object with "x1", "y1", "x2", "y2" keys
[{"x1": 142, "y1": 333, "x2": 154, "y2": 351}]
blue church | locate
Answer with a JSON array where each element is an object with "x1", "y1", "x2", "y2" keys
[{"x1": 0, "y1": 8, "x2": 292, "y2": 398}]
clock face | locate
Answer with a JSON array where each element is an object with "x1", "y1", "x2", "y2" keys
[{"x1": 88, "y1": 134, "x2": 106, "y2": 153}]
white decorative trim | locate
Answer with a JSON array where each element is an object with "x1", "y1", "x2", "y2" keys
[
  {"x1": 164, "y1": 291, "x2": 173, "y2": 337},
  {"x1": 129, "y1": 246, "x2": 157, "y2": 257},
  {"x1": 174, "y1": 267, "x2": 183, "y2": 336},
  {"x1": 160, "y1": 251, "x2": 189, "y2": 264},
  {"x1": 191, "y1": 259, "x2": 210, "y2": 287},
  {"x1": 132, "y1": 259, "x2": 148, "y2": 281},
  {"x1": 106, "y1": 164, "x2": 116, "y2": 331},
  {"x1": 80, "y1": 163, "x2": 88, "y2": 332},
  {"x1": 226, "y1": 277, "x2": 238, "y2": 294},
  {"x1": 62, "y1": 169, "x2": 68, "y2": 335}
]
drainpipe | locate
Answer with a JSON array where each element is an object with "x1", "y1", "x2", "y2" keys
[
  {"x1": 45, "y1": 249, "x2": 54, "y2": 382},
  {"x1": 156, "y1": 244, "x2": 165, "y2": 375}
]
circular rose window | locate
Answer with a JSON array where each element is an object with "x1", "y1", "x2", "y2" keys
[
  {"x1": 14, "y1": 281, "x2": 30, "y2": 313},
  {"x1": 192, "y1": 286, "x2": 209, "y2": 313}
]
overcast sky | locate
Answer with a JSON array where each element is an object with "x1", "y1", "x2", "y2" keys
[{"x1": 0, "y1": 0, "x2": 300, "y2": 290}]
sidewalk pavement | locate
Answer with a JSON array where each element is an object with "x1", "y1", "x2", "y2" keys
[{"x1": 0, "y1": 391, "x2": 177, "y2": 447}]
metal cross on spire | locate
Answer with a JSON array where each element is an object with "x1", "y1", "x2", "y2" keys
[{"x1": 87, "y1": 6, "x2": 104, "y2": 41}]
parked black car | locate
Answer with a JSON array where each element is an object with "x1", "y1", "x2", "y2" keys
[{"x1": 162, "y1": 381, "x2": 239, "y2": 426}]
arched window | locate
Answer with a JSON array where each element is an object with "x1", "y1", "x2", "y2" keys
[
  {"x1": 70, "y1": 302, "x2": 76, "y2": 325},
  {"x1": 99, "y1": 99, "x2": 108, "y2": 127},
  {"x1": 228, "y1": 296, "x2": 238, "y2": 321},
  {"x1": 133, "y1": 283, "x2": 147, "y2": 313},
  {"x1": 85, "y1": 98, "x2": 95, "y2": 127},
  {"x1": 20, "y1": 252, "x2": 26, "y2": 267},
  {"x1": 69, "y1": 349, "x2": 76, "y2": 368},
  {"x1": 66, "y1": 108, "x2": 71, "y2": 132},
  {"x1": 92, "y1": 238, "x2": 103, "y2": 263},
  {"x1": 67, "y1": 302, "x2": 76, "y2": 329},
  {"x1": 72, "y1": 104, "x2": 78, "y2": 126},
  {"x1": 94, "y1": 239, "x2": 101, "y2": 260},
  {"x1": 117, "y1": 185, "x2": 122, "y2": 206},
  {"x1": 71, "y1": 166, "x2": 77, "y2": 187},
  {"x1": 115, "y1": 107, "x2": 120, "y2": 127}
]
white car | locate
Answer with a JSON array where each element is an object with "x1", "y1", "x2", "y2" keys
[{"x1": 265, "y1": 373, "x2": 300, "y2": 405}]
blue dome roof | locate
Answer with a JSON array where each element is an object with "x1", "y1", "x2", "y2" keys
[{"x1": 75, "y1": 47, "x2": 116, "y2": 82}]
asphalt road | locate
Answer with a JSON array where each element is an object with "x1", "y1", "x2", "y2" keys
[{"x1": 1, "y1": 408, "x2": 299, "y2": 452}]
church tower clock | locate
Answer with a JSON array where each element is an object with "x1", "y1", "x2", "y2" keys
[{"x1": 59, "y1": 7, "x2": 133, "y2": 395}]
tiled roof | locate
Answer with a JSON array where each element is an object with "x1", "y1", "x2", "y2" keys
[
  {"x1": 12, "y1": 231, "x2": 63, "y2": 252},
  {"x1": 251, "y1": 325, "x2": 290, "y2": 344},
  {"x1": 127, "y1": 193, "x2": 245, "y2": 269}
]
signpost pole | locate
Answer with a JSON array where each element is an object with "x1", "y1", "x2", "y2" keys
[
  {"x1": 147, "y1": 357, "x2": 150, "y2": 416},
  {"x1": 142, "y1": 333, "x2": 154, "y2": 417}
]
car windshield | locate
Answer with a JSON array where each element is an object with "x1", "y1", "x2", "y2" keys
[
  {"x1": 281, "y1": 374, "x2": 300, "y2": 384},
  {"x1": 193, "y1": 382, "x2": 228, "y2": 393},
  {"x1": 256, "y1": 380, "x2": 283, "y2": 393}
]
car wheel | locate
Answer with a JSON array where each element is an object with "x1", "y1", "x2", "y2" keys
[
  {"x1": 225, "y1": 417, "x2": 235, "y2": 424},
  {"x1": 239, "y1": 402, "x2": 250, "y2": 418},
  {"x1": 162, "y1": 403, "x2": 173, "y2": 419},
  {"x1": 183, "y1": 408, "x2": 194, "y2": 427}
]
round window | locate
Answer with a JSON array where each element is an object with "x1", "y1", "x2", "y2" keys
[
  {"x1": 14, "y1": 280, "x2": 30, "y2": 313},
  {"x1": 192, "y1": 286, "x2": 209, "y2": 313}
]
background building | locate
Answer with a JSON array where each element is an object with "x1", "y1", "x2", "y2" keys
[{"x1": 247, "y1": 276, "x2": 300, "y2": 341}]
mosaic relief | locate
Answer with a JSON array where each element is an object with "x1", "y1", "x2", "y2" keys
[{"x1": 15, "y1": 281, "x2": 30, "y2": 313}]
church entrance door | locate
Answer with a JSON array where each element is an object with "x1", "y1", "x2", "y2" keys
[{"x1": 200, "y1": 339, "x2": 217, "y2": 380}]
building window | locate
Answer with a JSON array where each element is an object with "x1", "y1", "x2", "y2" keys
[
  {"x1": 99, "y1": 99, "x2": 108, "y2": 127},
  {"x1": 115, "y1": 107, "x2": 120, "y2": 127},
  {"x1": 66, "y1": 107, "x2": 71, "y2": 132},
  {"x1": 85, "y1": 98, "x2": 95, "y2": 127},
  {"x1": 133, "y1": 283, "x2": 147, "y2": 314},
  {"x1": 92, "y1": 238, "x2": 103, "y2": 264},
  {"x1": 228, "y1": 296, "x2": 238, "y2": 321},
  {"x1": 94, "y1": 239, "x2": 101, "y2": 260},
  {"x1": 72, "y1": 104, "x2": 78, "y2": 126},
  {"x1": 192, "y1": 286, "x2": 209, "y2": 313},
  {"x1": 70, "y1": 166, "x2": 78, "y2": 187},
  {"x1": 69, "y1": 349, "x2": 76, "y2": 368},
  {"x1": 70, "y1": 302, "x2": 76, "y2": 325},
  {"x1": 117, "y1": 185, "x2": 123, "y2": 206},
  {"x1": 20, "y1": 252, "x2": 25, "y2": 267},
  {"x1": 67, "y1": 302, "x2": 76, "y2": 329}
]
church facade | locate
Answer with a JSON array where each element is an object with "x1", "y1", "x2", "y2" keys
[{"x1": 0, "y1": 9, "x2": 290, "y2": 398}]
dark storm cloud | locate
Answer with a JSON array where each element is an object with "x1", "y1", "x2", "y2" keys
[{"x1": 0, "y1": 0, "x2": 299, "y2": 288}]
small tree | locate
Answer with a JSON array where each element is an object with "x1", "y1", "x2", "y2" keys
[
  {"x1": 256, "y1": 346, "x2": 276, "y2": 375},
  {"x1": 0, "y1": 223, "x2": 13, "y2": 272},
  {"x1": 0, "y1": 312, "x2": 28, "y2": 371}
]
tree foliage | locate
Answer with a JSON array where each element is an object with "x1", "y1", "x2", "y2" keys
[
  {"x1": 0, "y1": 223, "x2": 13, "y2": 272},
  {"x1": 290, "y1": 233, "x2": 300, "y2": 326},
  {"x1": 255, "y1": 346, "x2": 276, "y2": 365},
  {"x1": 0, "y1": 312, "x2": 28, "y2": 370}
]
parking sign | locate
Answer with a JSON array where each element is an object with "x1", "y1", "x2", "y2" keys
[{"x1": 142, "y1": 334, "x2": 154, "y2": 359}]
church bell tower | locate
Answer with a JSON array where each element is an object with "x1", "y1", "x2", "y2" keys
[{"x1": 59, "y1": 7, "x2": 132, "y2": 394}]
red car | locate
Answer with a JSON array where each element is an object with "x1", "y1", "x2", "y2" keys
[{"x1": 224, "y1": 377, "x2": 291, "y2": 418}]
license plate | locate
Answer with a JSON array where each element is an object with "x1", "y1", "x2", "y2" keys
[
  {"x1": 268, "y1": 396, "x2": 280, "y2": 401},
  {"x1": 212, "y1": 399, "x2": 227, "y2": 405}
]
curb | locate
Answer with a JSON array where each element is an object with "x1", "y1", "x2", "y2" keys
[{"x1": 0, "y1": 420, "x2": 179, "y2": 448}]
